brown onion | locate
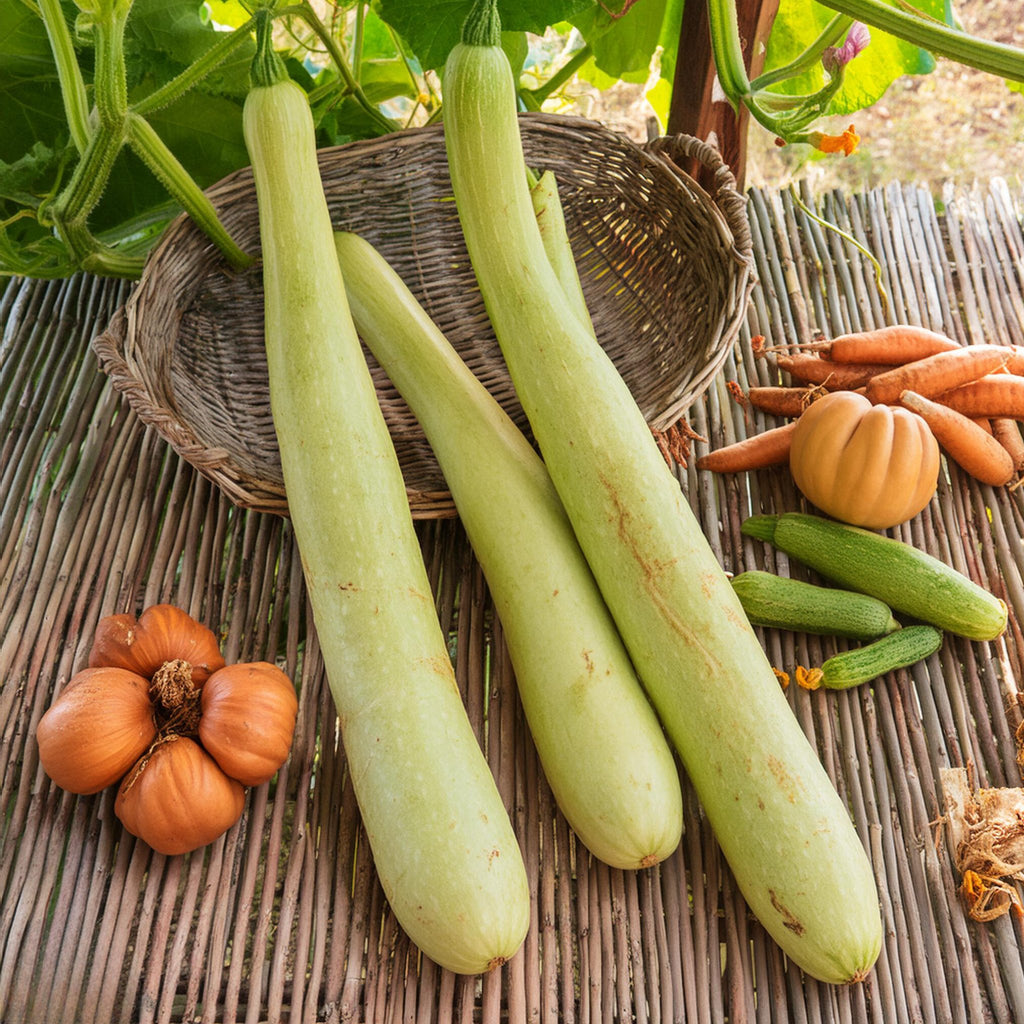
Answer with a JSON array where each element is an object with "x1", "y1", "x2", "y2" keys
[
  {"x1": 89, "y1": 604, "x2": 226, "y2": 686},
  {"x1": 199, "y1": 662, "x2": 298, "y2": 787},
  {"x1": 114, "y1": 736, "x2": 245, "y2": 855},
  {"x1": 36, "y1": 667, "x2": 157, "y2": 794}
]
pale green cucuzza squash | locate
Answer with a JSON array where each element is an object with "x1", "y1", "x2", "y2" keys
[
  {"x1": 442, "y1": 0, "x2": 882, "y2": 984},
  {"x1": 241, "y1": 12, "x2": 529, "y2": 975},
  {"x1": 334, "y1": 229, "x2": 684, "y2": 871}
]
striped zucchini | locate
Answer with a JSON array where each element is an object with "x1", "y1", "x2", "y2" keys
[
  {"x1": 741, "y1": 512, "x2": 1007, "y2": 641},
  {"x1": 819, "y1": 625, "x2": 943, "y2": 689},
  {"x1": 730, "y1": 570, "x2": 901, "y2": 638}
]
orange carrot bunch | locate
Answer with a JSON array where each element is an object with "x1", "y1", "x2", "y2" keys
[{"x1": 696, "y1": 325, "x2": 1024, "y2": 489}]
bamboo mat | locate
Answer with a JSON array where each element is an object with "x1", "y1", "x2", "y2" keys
[{"x1": 2, "y1": 176, "x2": 1024, "y2": 1024}]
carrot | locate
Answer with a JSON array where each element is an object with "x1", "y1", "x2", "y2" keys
[
  {"x1": 992, "y1": 418, "x2": 1024, "y2": 472},
  {"x1": 696, "y1": 421, "x2": 798, "y2": 474},
  {"x1": 899, "y1": 390, "x2": 1015, "y2": 486},
  {"x1": 822, "y1": 325, "x2": 960, "y2": 365},
  {"x1": 1000, "y1": 346, "x2": 1024, "y2": 375},
  {"x1": 864, "y1": 345, "x2": 1011, "y2": 405},
  {"x1": 773, "y1": 353, "x2": 898, "y2": 390},
  {"x1": 936, "y1": 374, "x2": 1024, "y2": 420},
  {"x1": 746, "y1": 385, "x2": 824, "y2": 418}
]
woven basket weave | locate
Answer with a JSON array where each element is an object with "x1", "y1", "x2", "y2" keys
[{"x1": 94, "y1": 112, "x2": 755, "y2": 518}]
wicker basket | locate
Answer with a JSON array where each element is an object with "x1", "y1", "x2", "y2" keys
[{"x1": 94, "y1": 112, "x2": 755, "y2": 518}]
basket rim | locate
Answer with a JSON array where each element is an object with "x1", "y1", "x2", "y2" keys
[{"x1": 94, "y1": 113, "x2": 756, "y2": 518}]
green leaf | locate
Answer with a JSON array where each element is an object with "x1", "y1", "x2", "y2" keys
[
  {"x1": 0, "y1": 0, "x2": 73, "y2": 76},
  {"x1": 203, "y1": 0, "x2": 253, "y2": 28},
  {"x1": 313, "y1": 92, "x2": 396, "y2": 145},
  {"x1": 761, "y1": 0, "x2": 943, "y2": 116},
  {"x1": 124, "y1": 0, "x2": 253, "y2": 98},
  {"x1": 574, "y1": 0, "x2": 665, "y2": 79},
  {"x1": 377, "y1": 0, "x2": 591, "y2": 70},
  {"x1": 89, "y1": 89, "x2": 248, "y2": 235},
  {"x1": 358, "y1": 56, "x2": 419, "y2": 98},
  {"x1": 572, "y1": 0, "x2": 681, "y2": 127},
  {"x1": 0, "y1": 141, "x2": 65, "y2": 207},
  {"x1": 502, "y1": 29, "x2": 529, "y2": 76}
]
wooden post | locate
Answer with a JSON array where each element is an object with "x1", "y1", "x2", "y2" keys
[{"x1": 666, "y1": 0, "x2": 780, "y2": 189}]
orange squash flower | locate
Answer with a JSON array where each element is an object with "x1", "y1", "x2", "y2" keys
[{"x1": 811, "y1": 125, "x2": 860, "y2": 156}]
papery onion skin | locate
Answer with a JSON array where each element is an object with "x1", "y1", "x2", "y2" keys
[
  {"x1": 36, "y1": 667, "x2": 157, "y2": 795},
  {"x1": 199, "y1": 662, "x2": 298, "y2": 787},
  {"x1": 89, "y1": 605, "x2": 226, "y2": 686},
  {"x1": 114, "y1": 736, "x2": 245, "y2": 856}
]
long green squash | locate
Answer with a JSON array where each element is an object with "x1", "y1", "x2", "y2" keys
[
  {"x1": 442, "y1": 0, "x2": 881, "y2": 984},
  {"x1": 241, "y1": 14, "x2": 529, "y2": 975},
  {"x1": 334, "y1": 229, "x2": 683, "y2": 870}
]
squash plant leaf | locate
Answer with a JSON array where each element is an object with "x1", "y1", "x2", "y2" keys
[
  {"x1": 570, "y1": 0, "x2": 682, "y2": 126},
  {"x1": 572, "y1": 0, "x2": 666, "y2": 79},
  {"x1": 762, "y1": 0, "x2": 945, "y2": 116},
  {"x1": 377, "y1": 0, "x2": 592, "y2": 70}
]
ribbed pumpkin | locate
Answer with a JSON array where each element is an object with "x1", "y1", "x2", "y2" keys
[{"x1": 789, "y1": 391, "x2": 940, "y2": 529}]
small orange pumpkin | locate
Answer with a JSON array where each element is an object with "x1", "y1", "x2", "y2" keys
[
  {"x1": 199, "y1": 662, "x2": 299, "y2": 787},
  {"x1": 788, "y1": 391, "x2": 940, "y2": 529},
  {"x1": 114, "y1": 736, "x2": 246, "y2": 856}
]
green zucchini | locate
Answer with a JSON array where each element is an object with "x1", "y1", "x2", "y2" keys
[
  {"x1": 741, "y1": 512, "x2": 1007, "y2": 641},
  {"x1": 333, "y1": 229, "x2": 683, "y2": 870},
  {"x1": 443, "y1": 0, "x2": 881, "y2": 985},
  {"x1": 730, "y1": 571, "x2": 901, "y2": 639},
  {"x1": 818, "y1": 625, "x2": 943, "y2": 689},
  {"x1": 242, "y1": 15, "x2": 528, "y2": 975}
]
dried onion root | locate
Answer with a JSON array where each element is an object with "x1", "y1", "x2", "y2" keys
[{"x1": 940, "y1": 766, "x2": 1024, "y2": 923}]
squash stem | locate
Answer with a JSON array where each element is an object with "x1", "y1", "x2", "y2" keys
[
  {"x1": 461, "y1": 0, "x2": 501, "y2": 47},
  {"x1": 815, "y1": 0, "x2": 1024, "y2": 82},
  {"x1": 284, "y1": 2, "x2": 398, "y2": 133},
  {"x1": 250, "y1": 7, "x2": 291, "y2": 89},
  {"x1": 133, "y1": 18, "x2": 257, "y2": 116},
  {"x1": 38, "y1": 0, "x2": 91, "y2": 154},
  {"x1": 749, "y1": 14, "x2": 851, "y2": 92},
  {"x1": 126, "y1": 113, "x2": 254, "y2": 269}
]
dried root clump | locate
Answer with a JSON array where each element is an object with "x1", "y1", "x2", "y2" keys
[
  {"x1": 651, "y1": 418, "x2": 706, "y2": 469},
  {"x1": 940, "y1": 766, "x2": 1024, "y2": 922}
]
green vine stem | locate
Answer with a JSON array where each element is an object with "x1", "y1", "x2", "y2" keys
[
  {"x1": 707, "y1": 0, "x2": 753, "y2": 107},
  {"x1": 522, "y1": 44, "x2": 593, "y2": 108},
  {"x1": 815, "y1": 0, "x2": 1024, "y2": 81},
  {"x1": 38, "y1": 0, "x2": 91, "y2": 153},
  {"x1": 750, "y1": 15, "x2": 851, "y2": 92},
  {"x1": 709, "y1": 0, "x2": 1024, "y2": 148},
  {"x1": 48, "y1": 126, "x2": 127, "y2": 252},
  {"x1": 133, "y1": 18, "x2": 257, "y2": 116},
  {"x1": 787, "y1": 184, "x2": 890, "y2": 312},
  {"x1": 126, "y1": 114, "x2": 253, "y2": 268},
  {"x1": 281, "y1": 1, "x2": 397, "y2": 133},
  {"x1": 34, "y1": 0, "x2": 257, "y2": 276},
  {"x1": 90, "y1": 2, "x2": 131, "y2": 127}
]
